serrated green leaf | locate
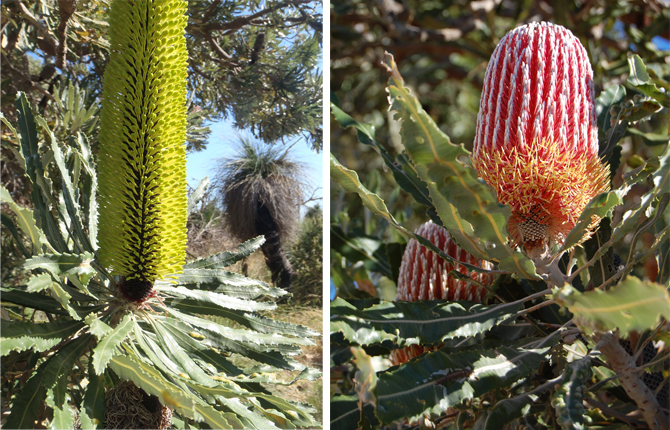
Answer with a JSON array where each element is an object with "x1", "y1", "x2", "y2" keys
[
  {"x1": 48, "y1": 279, "x2": 79, "y2": 320},
  {"x1": 92, "y1": 314, "x2": 135, "y2": 374},
  {"x1": 331, "y1": 102, "x2": 435, "y2": 210},
  {"x1": 25, "y1": 273, "x2": 54, "y2": 293},
  {"x1": 1, "y1": 336, "x2": 61, "y2": 356},
  {"x1": 627, "y1": 54, "x2": 670, "y2": 107},
  {"x1": 86, "y1": 315, "x2": 112, "y2": 340},
  {"x1": 331, "y1": 225, "x2": 392, "y2": 277},
  {"x1": 134, "y1": 324, "x2": 184, "y2": 376},
  {"x1": 110, "y1": 350, "x2": 196, "y2": 413},
  {"x1": 374, "y1": 343, "x2": 552, "y2": 424},
  {"x1": 381, "y1": 54, "x2": 538, "y2": 279},
  {"x1": 42, "y1": 334, "x2": 93, "y2": 389},
  {"x1": 158, "y1": 285, "x2": 275, "y2": 312},
  {"x1": 160, "y1": 268, "x2": 286, "y2": 299},
  {"x1": 153, "y1": 319, "x2": 217, "y2": 386},
  {"x1": 15, "y1": 92, "x2": 42, "y2": 185},
  {"x1": 83, "y1": 364, "x2": 105, "y2": 427},
  {"x1": 331, "y1": 154, "x2": 499, "y2": 276},
  {"x1": 0, "y1": 289, "x2": 68, "y2": 316},
  {"x1": 4, "y1": 360, "x2": 49, "y2": 429},
  {"x1": 330, "y1": 297, "x2": 524, "y2": 346},
  {"x1": 46, "y1": 387, "x2": 74, "y2": 430},
  {"x1": 1, "y1": 186, "x2": 46, "y2": 254},
  {"x1": 557, "y1": 277, "x2": 670, "y2": 335},
  {"x1": 1, "y1": 213, "x2": 31, "y2": 257},
  {"x1": 44, "y1": 127, "x2": 93, "y2": 253},
  {"x1": 182, "y1": 380, "x2": 278, "y2": 429},
  {"x1": 110, "y1": 350, "x2": 240, "y2": 429},
  {"x1": 184, "y1": 236, "x2": 265, "y2": 269},
  {"x1": 6, "y1": 333, "x2": 93, "y2": 428},
  {"x1": 163, "y1": 298, "x2": 318, "y2": 337},
  {"x1": 1, "y1": 320, "x2": 84, "y2": 355},
  {"x1": 163, "y1": 307, "x2": 303, "y2": 370},
  {"x1": 25, "y1": 252, "x2": 96, "y2": 278}
]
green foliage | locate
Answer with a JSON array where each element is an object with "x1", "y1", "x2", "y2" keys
[
  {"x1": 556, "y1": 277, "x2": 670, "y2": 335},
  {"x1": 1, "y1": 0, "x2": 322, "y2": 151},
  {"x1": 2, "y1": 92, "x2": 320, "y2": 429},
  {"x1": 97, "y1": 0, "x2": 188, "y2": 282},
  {"x1": 330, "y1": 47, "x2": 669, "y2": 429},
  {"x1": 289, "y1": 206, "x2": 324, "y2": 304}
]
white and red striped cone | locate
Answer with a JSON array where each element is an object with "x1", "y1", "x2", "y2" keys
[{"x1": 471, "y1": 22, "x2": 610, "y2": 259}]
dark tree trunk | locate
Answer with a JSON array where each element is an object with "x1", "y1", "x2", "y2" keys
[{"x1": 255, "y1": 203, "x2": 293, "y2": 291}]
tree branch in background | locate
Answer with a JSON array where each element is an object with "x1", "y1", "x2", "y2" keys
[
  {"x1": 301, "y1": 187, "x2": 322, "y2": 206},
  {"x1": 56, "y1": 0, "x2": 78, "y2": 70},
  {"x1": 199, "y1": 0, "x2": 313, "y2": 33},
  {"x1": 15, "y1": 0, "x2": 58, "y2": 56}
]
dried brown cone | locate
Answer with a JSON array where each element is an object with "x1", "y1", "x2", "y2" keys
[
  {"x1": 105, "y1": 381, "x2": 172, "y2": 429},
  {"x1": 390, "y1": 221, "x2": 495, "y2": 366}
]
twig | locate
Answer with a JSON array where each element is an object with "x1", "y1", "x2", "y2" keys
[
  {"x1": 199, "y1": 0, "x2": 312, "y2": 33},
  {"x1": 16, "y1": 0, "x2": 59, "y2": 52},
  {"x1": 56, "y1": 0, "x2": 78, "y2": 70}
]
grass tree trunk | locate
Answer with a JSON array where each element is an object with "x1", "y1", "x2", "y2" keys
[{"x1": 255, "y1": 203, "x2": 294, "y2": 291}]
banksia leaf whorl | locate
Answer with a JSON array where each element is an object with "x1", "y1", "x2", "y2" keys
[
  {"x1": 391, "y1": 222, "x2": 494, "y2": 366},
  {"x1": 98, "y1": 0, "x2": 188, "y2": 298},
  {"x1": 472, "y1": 22, "x2": 610, "y2": 259}
]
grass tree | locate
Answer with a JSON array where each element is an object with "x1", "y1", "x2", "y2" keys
[
  {"x1": 0, "y1": 0, "x2": 320, "y2": 428},
  {"x1": 215, "y1": 137, "x2": 305, "y2": 291}
]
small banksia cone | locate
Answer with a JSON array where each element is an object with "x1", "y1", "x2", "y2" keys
[
  {"x1": 472, "y1": 22, "x2": 610, "y2": 260},
  {"x1": 391, "y1": 222, "x2": 494, "y2": 365}
]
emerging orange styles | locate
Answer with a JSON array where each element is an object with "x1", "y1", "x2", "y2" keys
[{"x1": 472, "y1": 22, "x2": 610, "y2": 259}]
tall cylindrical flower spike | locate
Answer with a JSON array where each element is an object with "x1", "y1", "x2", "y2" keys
[
  {"x1": 472, "y1": 22, "x2": 610, "y2": 259},
  {"x1": 391, "y1": 221, "x2": 494, "y2": 365},
  {"x1": 97, "y1": 0, "x2": 188, "y2": 303}
]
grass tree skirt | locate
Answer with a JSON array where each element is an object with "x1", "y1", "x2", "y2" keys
[{"x1": 105, "y1": 381, "x2": 172, "y2": 429}]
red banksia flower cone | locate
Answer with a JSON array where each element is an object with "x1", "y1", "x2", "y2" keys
[
  {"x1": 391, "y1": 222, "x2": 494, "y2": 365},
  {"x1": 472, "y1": 22, "x2": 610, "y2": 259}
]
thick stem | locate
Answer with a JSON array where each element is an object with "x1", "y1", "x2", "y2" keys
[
  {"x1": 255, "y1": 203, "x2": 293, "y2": 291},
  {"x1": 594, "y1": 332, "x2": 669, "y2": 430}
]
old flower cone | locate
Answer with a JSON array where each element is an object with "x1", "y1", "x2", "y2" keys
[{"x1": 391, "y1": 222, "x2": 494, "y2": 365}]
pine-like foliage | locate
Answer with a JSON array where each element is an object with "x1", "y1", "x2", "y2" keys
[{"x1": 98, "y1": 0, "x2": 188, "y2": 284}]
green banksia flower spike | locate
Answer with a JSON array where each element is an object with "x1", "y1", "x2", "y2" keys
[{"x1": 98, "y1": 0, "x2": 188, "y2": 302}]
